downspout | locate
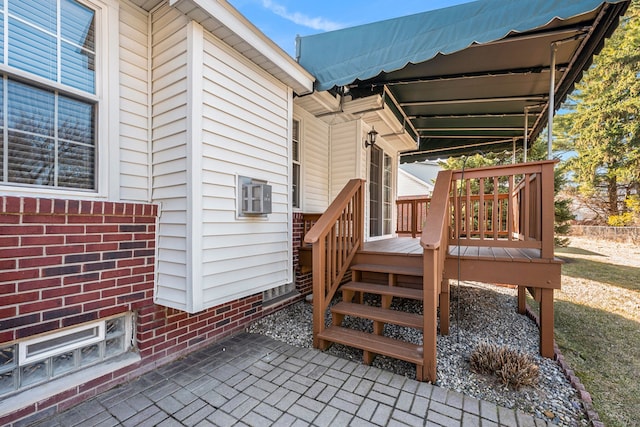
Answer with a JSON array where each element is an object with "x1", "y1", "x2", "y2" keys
[{"x1": 547, "y1": 42, "x2": 558, "y2": 160}]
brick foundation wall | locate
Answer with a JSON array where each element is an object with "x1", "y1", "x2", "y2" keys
[
  {"x1": 0, "y1": 196, "x2": 269, "y2": 426},
  {"x1": 292, "y1": 212, "x2": 312, "y2": 295}
]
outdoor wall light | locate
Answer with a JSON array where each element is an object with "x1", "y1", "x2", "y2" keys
[{"x1": 364, "y1": 127, "x2": 378, "y2": 148}]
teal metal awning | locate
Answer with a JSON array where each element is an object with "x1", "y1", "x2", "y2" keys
[{"x1": 296, "y1": 0, "x2": 630, "y2": 161}]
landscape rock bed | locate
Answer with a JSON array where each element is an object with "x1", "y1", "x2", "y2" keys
[{"x1": 247, "y1": 281, "x2": 587, "y2": 426}]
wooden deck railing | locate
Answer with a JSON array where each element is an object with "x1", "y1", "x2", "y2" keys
[
  {"x1": 451, "y1": 160, "x2": 556, "y2": 258},
  {"x1": 420, "y1": 170, "x2": 453, "y2": 382},
  {"x1": 398, "y1": 160, "x2": 557, "y2": 259},
  {"x1": 304, "y1": 179, "x2": 365, "y2": 348},
  {"x1": 396, "y1": 196, "x2": 431, "y2": 238}
]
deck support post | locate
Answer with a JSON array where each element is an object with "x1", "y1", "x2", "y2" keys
[
  {"x1": 539, "y1": 288, "x2": 555, "y2": 358},
  {"x1": 422, "y1": 249, "x2": 438, "y2": 383},
  {"x1": 517, "y1": 286, "x2": 526, "y2": 314},
  {"x1": 439, "y1": 279, "x2": 450, "y2": 335},
  {"x1": 312, "y1": 239, "x2": 328, "y2": 350}
]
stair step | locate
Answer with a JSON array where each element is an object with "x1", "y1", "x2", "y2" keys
[
  {"x1": 318, "y1": 326, "x2": 423, "y2": 365},
  {"x1": 331, "y1": 302, "x2": 423, "y2": 329},
  {"x1": 341, "y1": 281, "x2": 423, "y2": 301},
  {"x1": 351, "y1": 263, "x2": 423, "y2": 277}
]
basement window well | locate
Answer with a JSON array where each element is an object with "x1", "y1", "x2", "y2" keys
[{"x1": 0, "y1": 314, "x2": 134, "y2": 398}]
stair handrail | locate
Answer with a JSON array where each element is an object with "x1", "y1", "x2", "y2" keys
[
  {"x1": 304, "y1": 178, "x2": 365, "y2": 348},
  {"x1": 420, "y1": 169, "x2": 453, "y2": 383}
]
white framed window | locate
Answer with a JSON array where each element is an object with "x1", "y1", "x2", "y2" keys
[
  {"x1": 292, "y1": 118, "x2": 301, "y2": 209},
  {"x1": 0, "y1": 0, "x2": 113, "y2": 194}
]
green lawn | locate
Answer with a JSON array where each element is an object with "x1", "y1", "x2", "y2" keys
[{"x1": 543, "y1": 242, "x2": 640, "y2": 427}]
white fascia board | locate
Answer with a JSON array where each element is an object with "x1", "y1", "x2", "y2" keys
[{"x1": 170, "y1": 0, "x2": 314, "y2": 95}]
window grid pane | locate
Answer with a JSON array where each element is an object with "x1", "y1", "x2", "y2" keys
[
  {"x1": 2, "y1": 78, "x2": 96, "y2": 189},
  {"x1": 6, "y1": 0, "x2": 96, "y2": 94}
]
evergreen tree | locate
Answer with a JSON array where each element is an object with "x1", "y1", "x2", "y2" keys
[{"x1": 555, "y1": 1, "x2": 640, "y2": 223}]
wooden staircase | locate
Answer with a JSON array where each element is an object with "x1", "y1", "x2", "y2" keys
[{"x1": 317, "y1": 260, "x2": 431, "y2": 380}]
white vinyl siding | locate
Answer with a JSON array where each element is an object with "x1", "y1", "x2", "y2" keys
[
  {"x1": 329, "y1": 121, "x2": 360, "y2": 201},
  {"x1": 200, "y1": 31, "x2": 291, "y2": 309},
  {"x1": 119, "y1": 1, "x2": 149, "y2": 202},
  {"x1": 152, "y1": 13, "x2": 293, "y2": 312},
  {"x1": 295, "y1": 107, "x2": 329, "y2": 212},
  {"x1": 151, "y1": 5, "x2": 190, "y2": 310}
]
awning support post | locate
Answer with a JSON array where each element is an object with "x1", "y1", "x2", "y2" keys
[
  {"x1": 512, "y1": 138, "x2": 517, "y2": 164},
  {"x1": 547, "y1": 42, "x2": 558, "y2": 160},
  {"x1": 523, "y1": 106, "x2": 529, "y2": 163}
]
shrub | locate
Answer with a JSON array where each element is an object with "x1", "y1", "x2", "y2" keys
[{"x1": 469, "y1": 342, "x2": 539, "y2": 390}]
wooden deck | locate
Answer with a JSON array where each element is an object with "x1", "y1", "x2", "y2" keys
[
  {"x1": 361, "y1": 237, "x2": 562, "y2": 289},
  {"x1": 304, "y1": 163, "x2": 561, "y2": 382}
]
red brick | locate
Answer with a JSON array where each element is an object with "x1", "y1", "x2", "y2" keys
[
  {"x1": 18, "y1": 277, "x2": 61, "y2": 292},
  {"x1": 46, "y1": 244, "x2": 85, "y2": 255},
  {"x1": 134, "y1": 233, "x2": 155, "y2": 241},
  {"x1": 20, "y1": 298, "x2": 63, "y2": 314},
  {"x1": 0, "y1": 246, "x2": 42, "y2": 259},
  {"x1": 46, "y1": 225, "x2": 84, "y2": 234},
  {"x1": 65, "y1": 291, "x2": 100, "y2": 305},
  {"x1": 102, "y1": 286, "x2": 131, "y2": 298},
  {"x1": 39, "y1": 199, "x2": 53, "y2": 213},
  {"x1": 68, "y1": 215, "x2": 104, "y2": 224},
  {"x1": 67, "y1": 199, "x2": 80, "y2": 214},
  {"x1": 85, "y1": 242, "x2": 119, "y2": 252},
  {"x1": 99, "y1": 306, "x2": 127, "y2": 318},
  {"x1": 62, "y1": 311, "x2": 97, "y2": 327},
  {"x1": 117, "y1": 275, "x2": 145, "y2": 286},
  {"x1": 117, "y1": 258, "x2": 145, "y2": 268},
  {"x1": 42, "y1": 285, "x2": 82, "y2": 299},
  {"x1": 79, "y1": 200, "x2": 93, "y2": 214},
  {"x1": 0, "y1": 282, "x2": 16, "y2": 294},
  {"x1": 43, "y1": 305, "x2": 83, "y2": 321},
  {"x1": 66, "y1": 234, "x2": 101, "y2": 244},
  {"x1": 23, "y1": 214, "x2": 66, "y2": 224},
  {"x1": 104, "y1": 233, "x2": 132, "y2": 242},
  {"x1": 19, "y1": 256, "x2": 63, "y2": 269},
  {"x1": 74, "y1": 274, "x2": 116, "y2": 294},
  {"x1": 0, "y1": 330, "x2": 14, "y2": 342},
  {"x1": 101, "y1": 268, "x2": 131, "y2": 279},
  {"x1": 0, "y1": 259, "x2": 16, "y2": 270},
  {"x1": 0, "y1": 306, "x2": 16, "y2": 319},
  {"x1": 21, "y1": 235, "x2": 65, "y2": 246},
  {"x1": 0, "y1": 214, "x2": 20, "y2": 224},
  {"x1": 0, "y1": 269, "x2": 40, "y2": 282},
  {"x1": 83, "y1": 298, "x2": 116, "y2": 311},
  {"x1": 83, "y1": 279, "x2": 116, "y2": 292},
  {"x1": 3, "y1": 224, "x2": 46, "y2": 235},
  {"x1": 0, "y1": 403, "x2": 37, "y2": 426},
  {"x1": 0, "y1": 235, "x2": 19, "y2": 246},
  {"x1": 134, "y1": 216, "x2": 156, "y2": 224},
  {"x1": 86, "y1": 224, "x2": 119, "y2": 234},
  {"x1": 24, "y1": 198, "x2": 38, "y2": 213}
]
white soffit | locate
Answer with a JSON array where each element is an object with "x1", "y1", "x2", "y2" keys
[{"x1": 169, "y1": 0, "x2": 314, "y2": 95}]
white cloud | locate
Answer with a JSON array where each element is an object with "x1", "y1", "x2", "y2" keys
[{"x1": 261, "y1": 0, "x2": 344, "y2": 31}]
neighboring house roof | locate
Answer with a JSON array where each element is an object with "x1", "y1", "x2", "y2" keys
[
  {"x1": 296, "y1": 0, "x2": 630, "y2": 160},
  {"x1": 399, "y1": 162, "x2": 441, "y2": 188},
  {"x1": 398, "y1": 168, "x2": 434, "y2": 198},
  {"x1": 131, "y1": 0, "x2": 314, "y2": 95}
]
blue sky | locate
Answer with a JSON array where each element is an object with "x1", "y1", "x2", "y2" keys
[{"x1": 228, "y1": 0, "x2": 475, "y2": 57}]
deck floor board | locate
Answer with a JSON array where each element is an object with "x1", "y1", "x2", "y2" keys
[{"x1": 361, "y1": 237, "x2": 559, "y2": 263}]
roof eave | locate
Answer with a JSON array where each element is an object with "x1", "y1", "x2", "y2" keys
[{"x1": 169, "y1": 0, "x2": 314, "y2": 95}]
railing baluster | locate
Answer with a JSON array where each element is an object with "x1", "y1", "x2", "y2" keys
[
  {"x1": 479, "y1": 178, "x2": 485, "y2": 241},
  {"x1": 493, "y1": 177, "x2": 499, "y2": 240},
  {"x1": 524, "y1": 173, "x2": 531, "y2": 239}
]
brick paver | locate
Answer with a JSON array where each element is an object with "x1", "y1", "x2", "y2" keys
[{"x1": 32, "y1": 332, "x2": 553, "y2": 426}]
